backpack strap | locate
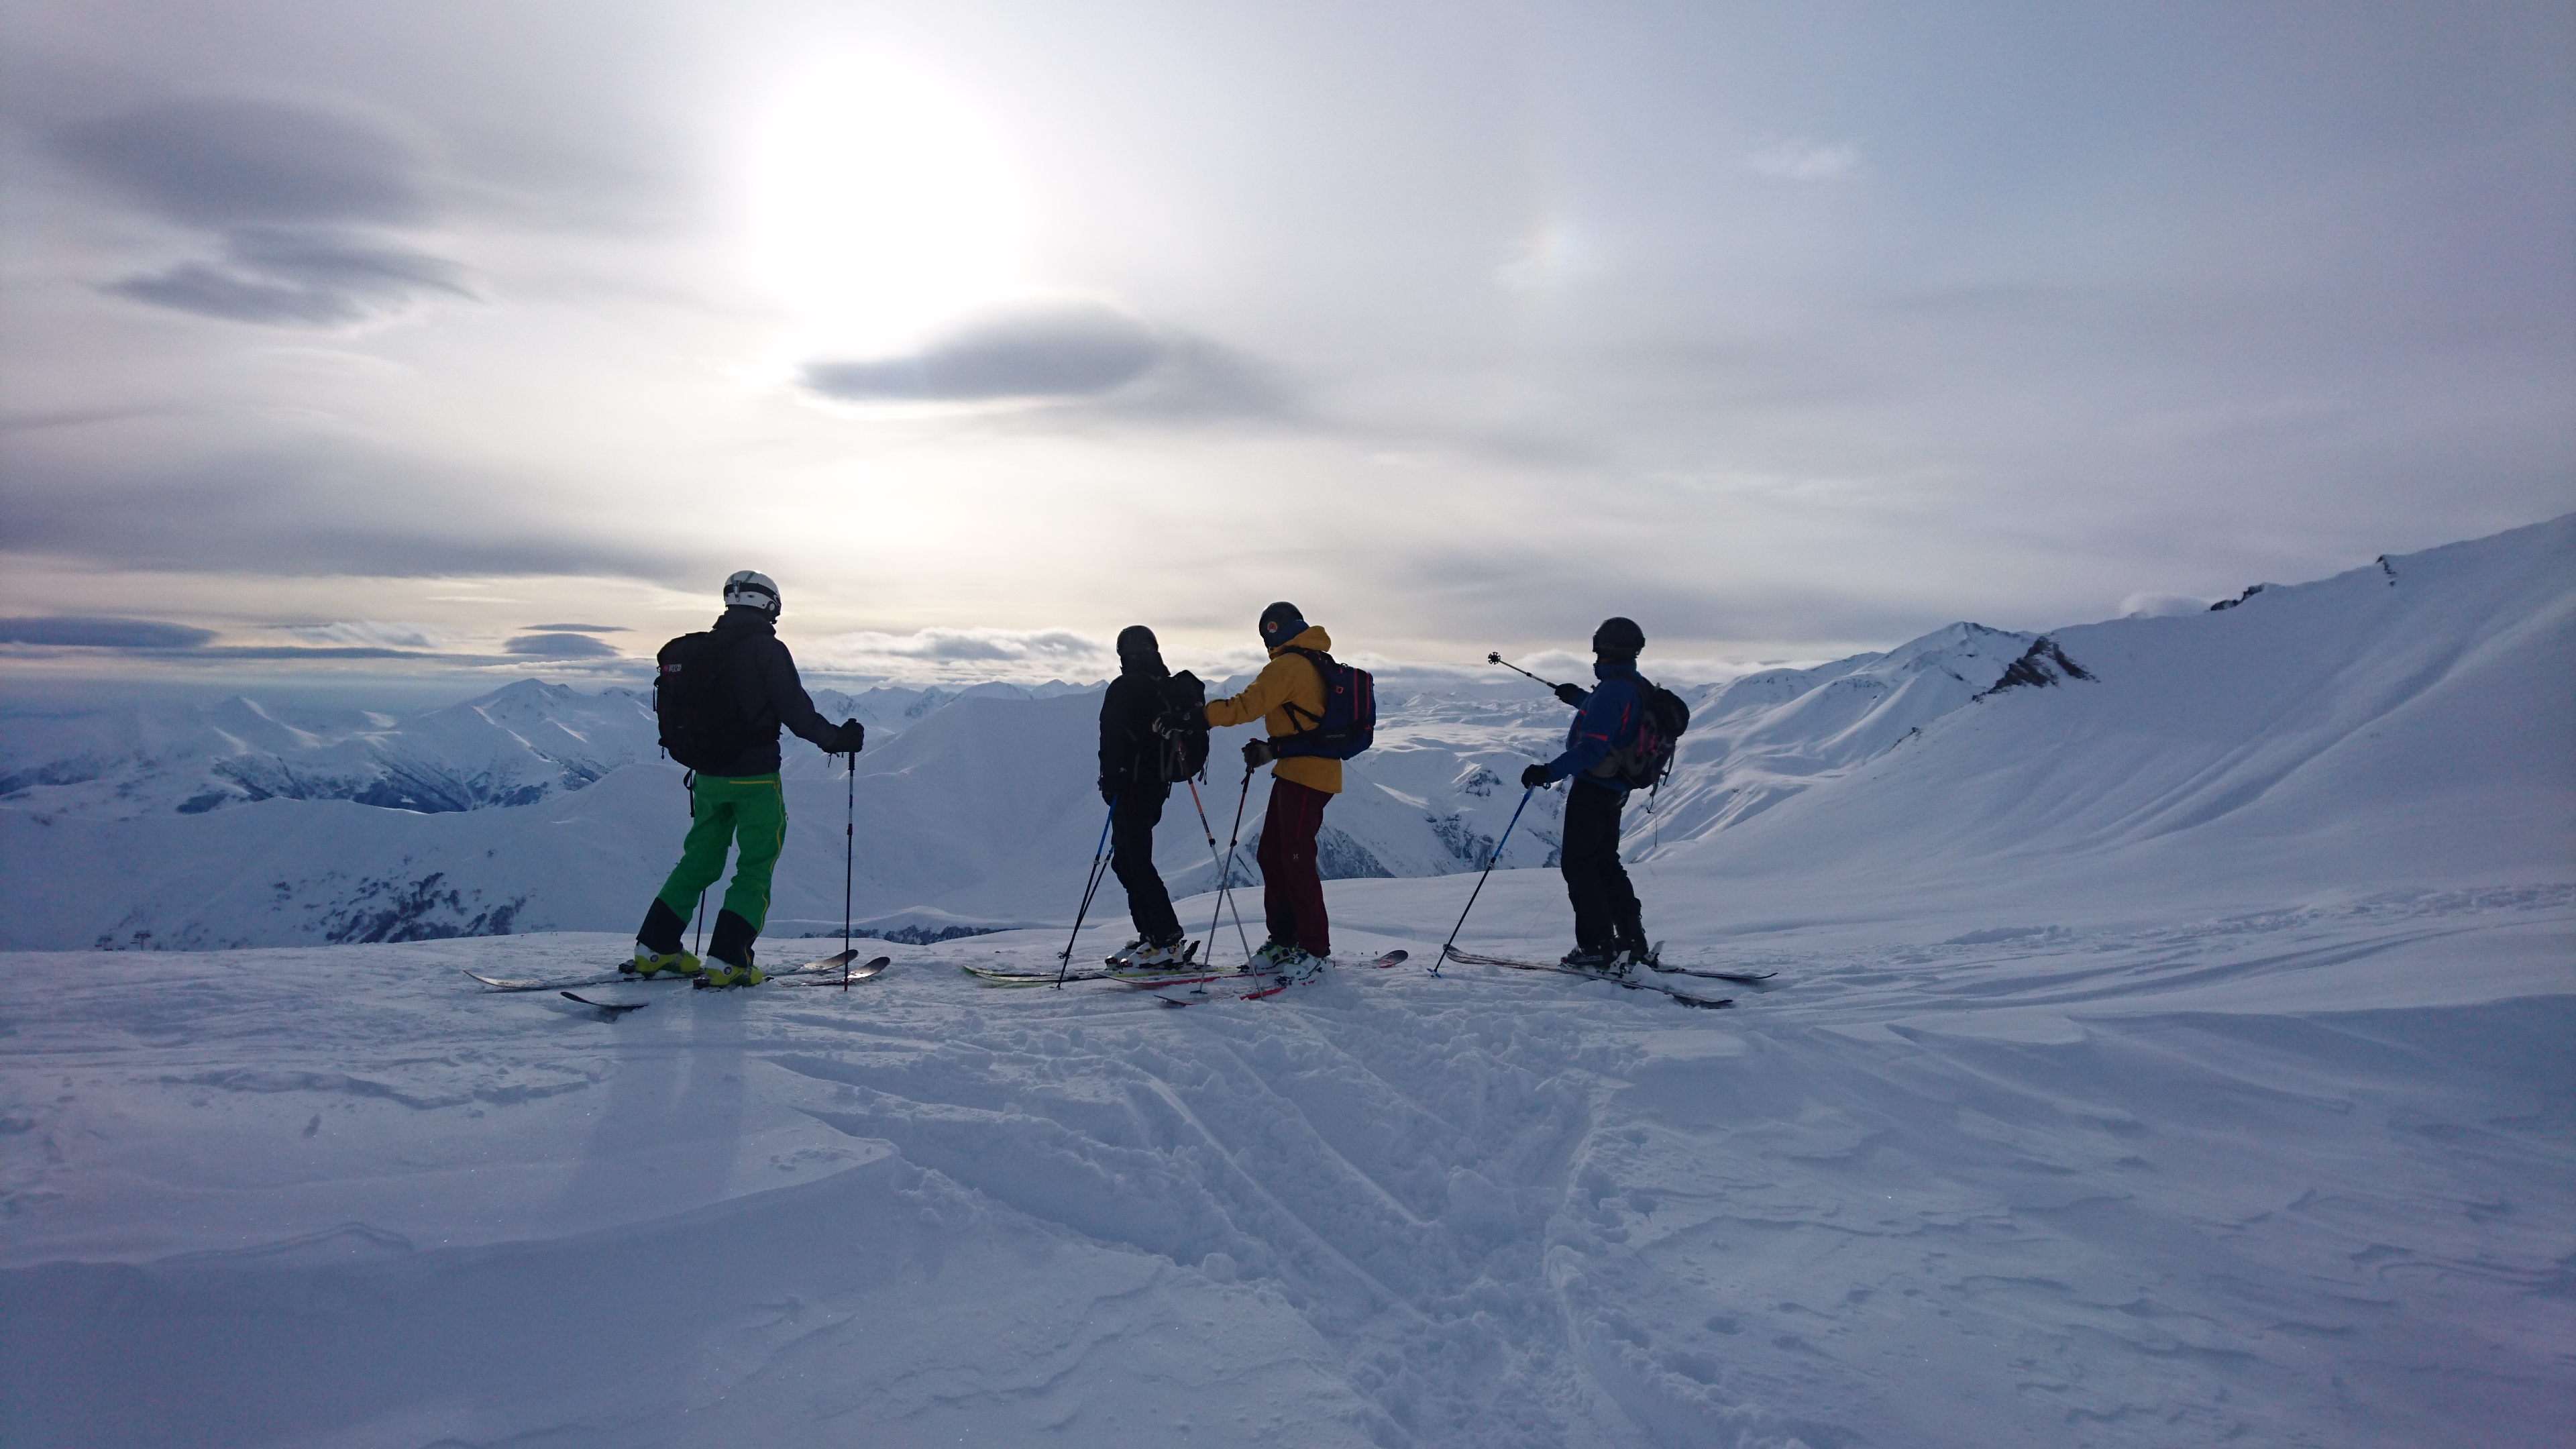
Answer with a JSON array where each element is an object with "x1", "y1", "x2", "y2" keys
[{"x1": 1275, "y1": 646, "x2": 1332, "y2": 735}]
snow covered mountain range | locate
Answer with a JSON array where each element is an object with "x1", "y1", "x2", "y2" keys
[
  {"x1": 0, "y1": 679, "x2": 1081, "y2": 820},
  {"x1": 1, "y1": 516, "x2": 2566, "y2": 953},
  {"x1": 2, "y1": 516, "x2": 2567, "y2": 1448}
]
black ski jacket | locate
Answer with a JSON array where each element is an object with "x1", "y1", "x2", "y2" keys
[
  {"x1": 703, "y1": 606, "x2": 841, "y2": 776},
  {"x1": 1099, "y1": 667, "x2": 1173, "y2": 801}
]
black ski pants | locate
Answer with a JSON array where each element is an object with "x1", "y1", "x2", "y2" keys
[
  {"x1": 1560, "y1": 782, "x2": 1643, "y2": 951},
  {"x1": 1112, "y1": 788, "x2": 1182, "y2": 945}
]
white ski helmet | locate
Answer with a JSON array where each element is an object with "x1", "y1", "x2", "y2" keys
[{"x1": 722, "y1": 570, "x2": 781, "y2": 616}]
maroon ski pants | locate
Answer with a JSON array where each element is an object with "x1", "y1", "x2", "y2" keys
[{"x1": 1256, "y1": 776, "x2": 1332, "y2": 957}]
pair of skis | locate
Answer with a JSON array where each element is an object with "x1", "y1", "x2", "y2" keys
[
  {"x1": 468, "y1": 951, "x2": 892, "y2": 1013},
  {"x1": 1144, "y1": 949, "x2": 1409, "y2": 1007},
  {"x1": 961, "y1": 941, "x2": 1208, "y2": 989},
  {"x1": 1438, "y1": 946, "x2": 1743, "y2": 1009}
]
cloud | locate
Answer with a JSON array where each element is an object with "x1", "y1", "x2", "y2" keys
[
  {"x1": 802, "y1": 299, "x2": 1162, "y2": 403},
  {"x1": 521, "y1": 623, "x2": 627, "y2": 634},
  {"x1": 804, "y1": 627, "x2": 1115, "y2": 677},
  {"x1": 106, "y1": 228, "x2": 470, "y2": 326},
  {"x1": 0, "y1": 616, "x2": 216, "y2": 649},
  {"x1": 2118, "y1": 592, "x2": 2210, "y2": 618},
  {"x1": 272, "y1": 621, "x2": 458, "y2": 649},
  {"x1": 503, "y1": 633, "x2": 623, "y2": 658},
  {"x1": 54, "y1": 97, "x2": 469, "y2": 327},
  {"x1": 2, "y1": 439, "x2": 684, "y2": 580},
  {"x1": 1747, "y1": 137, "x2": 1863, "y2": 182},
  {"x1": 798, "y1": 297, "x2": 1285, "y2": 420}
]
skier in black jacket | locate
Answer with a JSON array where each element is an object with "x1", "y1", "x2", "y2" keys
[
  {"x1": 633, "y1": 570, "x2": 863, "y2": 987},
  {"x1": 1098, "y1": 625, "x2": 1190, "y2": 967}
]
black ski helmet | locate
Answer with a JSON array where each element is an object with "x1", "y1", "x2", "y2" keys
[
  {"x1": 1591, "y1": 616, "x2": 1645, "y2": 658},
  {"x1": 1116, "y1": 625, "x2": 1165, "y2": 674},
  {"x1": 1258, "y1": 602, "x2": 1306, "y2": 647}
]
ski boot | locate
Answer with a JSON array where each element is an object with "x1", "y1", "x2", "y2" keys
[
  {"x1": 1276, "y1": 949, "x2": 1328, "y2": 985},
  {"x1": 1248, "y1": 938, "x2": 1297, "y2": 972},
  {"x1": 1108, "y1": 936, "x2": 1193, "y2": 971},
  {"x1": 698, "y1": 911, "x2": 764, "y2": 987},
  {"x1": 629, "y1": 947, "x2": 704, "y2": 979},
  {"x1": 1560, "y1": 944, "x2": 1622, "y2": 976}
]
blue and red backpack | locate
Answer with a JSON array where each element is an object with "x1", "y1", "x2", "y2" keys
[{"x1": 1272, "y1": 646, "x2": 1375, "y2": 760}]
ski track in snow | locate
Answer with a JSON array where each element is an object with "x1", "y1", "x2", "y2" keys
[{"x1": 4, "y1": 878, "x2": 2569, "y2": 1448}]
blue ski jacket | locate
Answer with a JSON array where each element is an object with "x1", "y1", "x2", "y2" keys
[{"x1": 1541, "y1": 661, "x2": 1644, "y2": 794}]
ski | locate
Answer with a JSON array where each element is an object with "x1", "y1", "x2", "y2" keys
[
  {"x1": 962, "y1": 958, "x2": 1215, "y2": 989},
  {"x1": 559, "y1": 991, "x2": 649, "y2": 1016},
  {"x1": 469, "y1": 955, "x2": 879, "y2": 994},
  {"x1": 697, "y1": 956, "x2": 892, "y2": 990},
  {"x1": 470, "y1": 965, "x2": 698, "y2": 993},
  {"x1": 1440, "y1": 947, "x2": 1732, "y2": 1008},
  {"x1": 1152, "y1": 950, "x2": 1406, "y2": 1006},
  {"x1": 1646, "y1": 963, "x2": 1777, "y2": 984},
  {"x1": 1103, "y1": 940, "x2": 1200, "y2": 970}
]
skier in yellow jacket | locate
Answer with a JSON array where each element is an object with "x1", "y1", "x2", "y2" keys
[{"x1": 1203, "y1": 602, "x2": 1340, "y2": 977}]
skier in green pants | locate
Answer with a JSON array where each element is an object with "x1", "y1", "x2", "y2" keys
[{"x1": 635, "y1": 570, "x2": 863, "y2": 987}]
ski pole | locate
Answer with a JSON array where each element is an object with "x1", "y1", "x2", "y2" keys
[
  {"x1": 1056, "y1": 798, "x2": 1118, "y2": 987},
  {"x1": 1434, "y1": 784, "x2": 1538, "y2": 976},
  {"x1": 685, "y1": 771, "x2": 708, "y2": 957},
  {"x1": 1187, "y1": 776, "x2": 1256, "y2": 963},
  {"x1": 842, "y1": 750, "x2": 856, "y2": 990},
  {"x1": 1207, "y1": 760, "x2": 1256, "y2": 965},
  {"x1": 1487, "y1": 651, "x2": 1569, "y2": 695}
]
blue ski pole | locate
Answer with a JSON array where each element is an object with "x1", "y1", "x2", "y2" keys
[
  {"x1": 1056, "y1": 798, "x2": 1118, "y2": 987},
  {"x1": 1434, "y1": 784, "x2": 1537, "y2": 976}
]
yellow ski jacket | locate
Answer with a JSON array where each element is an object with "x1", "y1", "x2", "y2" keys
[{"x1": 1204, "y1": 625, "x2": 1342, "y2": 795}]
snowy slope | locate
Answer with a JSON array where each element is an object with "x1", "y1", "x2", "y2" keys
[
  {"x1": 3, "y1": 518, "x2": 2569, "y2": 1446},
  {"x1": 1642, "y1": 513, "x2": 2576, "y2": 908},
  {"x1": 1, "y1": 883, "x2": 2566, "y2": 1448}
]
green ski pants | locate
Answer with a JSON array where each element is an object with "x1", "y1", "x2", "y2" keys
[{"x1": 654, "y1": 773, "x2": 788, "y2": 932}]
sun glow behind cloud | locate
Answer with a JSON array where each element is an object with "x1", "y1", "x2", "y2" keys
[{"x1": 744, "y1": 53, "x2": 1030, "y2": 359}]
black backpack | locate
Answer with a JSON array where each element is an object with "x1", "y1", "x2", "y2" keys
[
  {"x1": 1271, "y1": 647, "x2": 1377, "y2": 760},
  {"x1": 1148, "y1": 670, "x2": 1211, "y2": 783},
  {"x1": 1589, "y1": 675, "x2": 1690, "y2": 792},
  {"x1": 654, "y1": 631, "x2": 755, "y2": 772}
]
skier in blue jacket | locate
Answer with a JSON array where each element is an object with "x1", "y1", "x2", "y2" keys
[{"x1": 1520, "y1": 616, "x2": 1652, "y2": 971}]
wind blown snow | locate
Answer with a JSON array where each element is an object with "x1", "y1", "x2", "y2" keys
[{"x1": 3, "y1": 517, "x2": 2570, "y2": 1447}]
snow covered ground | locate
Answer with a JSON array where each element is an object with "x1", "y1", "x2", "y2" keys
[
  {"x1": 3, "y1": 884, "x2": 2567, "y2": 1448},
  {"x1": 3, "y1": 516, "x2": 2570, "y2": 1446}
]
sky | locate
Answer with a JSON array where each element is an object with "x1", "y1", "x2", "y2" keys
[{"x1": 3, "y1": 0, "x2": 2571, "y2": 700}]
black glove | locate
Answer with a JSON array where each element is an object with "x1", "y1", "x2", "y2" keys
[
  {"x1": 1554, "y1": 682, "x2": 1587, "y2": 707},
  {"x1": 829, "y1": 719, "x2": 865, "y2": 755},
  {"x1": 1244, "y1": 737, "x2": 1276, "y2": 768},
  {"x1": 1520, "y1": 763, "x2": 1552, "y2": 790},
  {"x1": 1099, "y1": 777, "x2": 1118, "y2": 806}
]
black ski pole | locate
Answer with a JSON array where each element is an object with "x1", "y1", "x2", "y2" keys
[
  {"x1": 1186, "y1": 776, "x2": 1256, "y2": 963},
  {"x1": 1206, "y1": 760, "x2": 1256, "y2": 965},
  {"x1": 1434, "y1": 783, "x2": 1538, "y2": 976},
  {"x1": 685, "y1": 771, "x2": 708, "y2": 957},
  {"x1": 1056, "y1": 798, "x2": 1119, "y2": 987},
  {"x1": 842, "y1": 749, "x2": 856, "y2": 990},
  {"x1": 1487, "y1": 651, "x2": 1570, "y2": 695}
]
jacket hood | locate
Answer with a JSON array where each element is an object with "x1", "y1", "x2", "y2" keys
[{"x1": 1268, "y1": 625, "x2": 1333, "y2": 656}]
